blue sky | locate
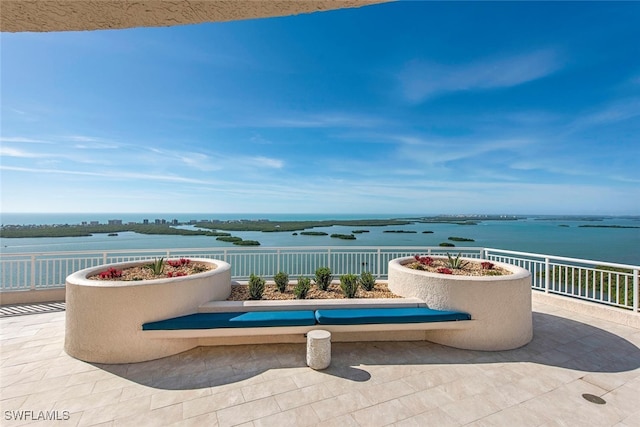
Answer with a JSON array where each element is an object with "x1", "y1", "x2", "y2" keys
[{"x1": 1, "y1": 1, "x2": 639, "y2": 215}]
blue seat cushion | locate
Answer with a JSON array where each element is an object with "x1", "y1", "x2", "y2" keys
[
  {"x1": 142, "y1": 310, "x2": 317, "y2": 330},
  {"x1": 315, "y1": 307, "x2": 471, "y2": 325}
]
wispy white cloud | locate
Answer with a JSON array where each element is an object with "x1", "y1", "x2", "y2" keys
[
  {"x1": 249, "y1": 134, "x2": 272, "y2": 145},
  {"x1": 398, "y1": 49, "x2": 562, "y2": 102},
  {"x1": 247, "y1": 156, "x2": 284, "y2": 169},
  {"x1": 0, "y1": 165, "x2": 210, "y2": 185},
  {"x1": 64, "y1": 135, "x2": 119, "y2": 149},
  {"x1": 175, "y1": 153, "x2": 221, "y2": 172},
  {"x1": 394, "y1": 135, "x2": 533, "y2": 166},
  {"x1": 0, "y1": 137, "x2": 52, "y2": 144},
  {"x1": 567, "y1": 98, "x2": 640, "y2": 132},
  {"x1": 259, "y1": 112, "x2": 390, "y2": 129},
  {"x1": 0, "y1": 146, "x2": 52, "y2": 158},
  {"x1": 0, "y1": 143, "x2": 112, "y2": 165},
  {"x1": 510, "y1": 158, "x2": 637, "y2": 183},
  {"x1": 67, "y1": 135, "x2": 102, "y2": 142}
]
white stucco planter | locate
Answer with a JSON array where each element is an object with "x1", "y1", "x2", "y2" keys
[
  {"x1": 388, "y1": 257, "x2": 532, "y2": 351},
  {"x1": 65, "y1": 258, "x2": 231, "y2": 364}
]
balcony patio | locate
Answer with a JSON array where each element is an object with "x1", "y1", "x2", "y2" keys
[
  {"x1": 1, "y1": 247, "x2": 639, "y2": 426},
  {"x1": 1, "y1": 300, "x2": 638, "y2": 426}
]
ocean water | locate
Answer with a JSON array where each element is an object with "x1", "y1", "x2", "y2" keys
[{"x1": 1, "y1": 214, "x2": 639, "y2": 266}]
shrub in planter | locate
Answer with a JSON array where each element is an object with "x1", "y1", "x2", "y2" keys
[
  {"x1": 359, "y1": 271, "x2": 376, "y2": 291},
  {"x1": 294, "y1": 277, "x2": 311, "y2": 299},
  {"x1": 248, "y1": 273, "x2": 265, "y2": 300},
  {"x1": 146, "y1": 258, "x2": 165, "y2": 275},
  {"x1": 274, "y1": 271, "x2": 289, "y2": 293},
  {"x1": 340, "y1": 274, "x2": 359, "y2": 298},
  {"x1": 446, "y1": 252, "x2": 469, "y2": 269},
  {"x1": 315, "y1": 267, "x2": 332, "y2": 291}
]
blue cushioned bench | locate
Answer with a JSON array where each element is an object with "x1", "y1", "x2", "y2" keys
[
  {"x1": 143, "y1": 310, "x2": 317, "y2": 330},
  {"x1": 141, "y1": 307, "x2": 472, "y2": 339},
  {"x1": 315, "y1": 307, "x2": 471, "y2": 325}
]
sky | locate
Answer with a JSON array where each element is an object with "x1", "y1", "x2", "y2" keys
[{"x1": 1, "y1": 1, "x2": 639, "y2": 216}]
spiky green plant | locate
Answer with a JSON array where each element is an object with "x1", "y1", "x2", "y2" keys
[
  {"x1": 146, "y1": 257, "x2": 165, "y2": 275},
  {"x1": 314, "y1": 267, "x2": 332, "y2": 291},
  {"x1": 274, "y1": 271, "x2": 289, "y2": 293},
  {"x1": 294, "y1": 277, "x2": 311, "y2": 299},
  {"x1": 359, "y1": 271, "x2": 376, "y2": 291},
  {"x1": 340, "y1": 274, "x2": 359, "y2": 298},
  {"x1": 248, "y1": 273, "x2": 265, "y2": 300},
  {"x1": 446, "y1": 252, "x2": 469, "y2": 269}
]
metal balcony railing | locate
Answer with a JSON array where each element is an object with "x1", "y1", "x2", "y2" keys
[{"x1": 1, "y1": 246, "x2": 638, "y2": 312}]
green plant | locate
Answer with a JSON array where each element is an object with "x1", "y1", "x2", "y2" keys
[
  {"x1": 315, "y1": 267, "x2": 332, "y2": 291},
  {"x1": 340, "y1": 274, "x2": 359, "y2": 298},
  {"x1": 294, "y1": 277, "x2": 311, "y2": 299},
  {"x1": 248, "y1": 274, "x2": 265, "y2": 300},
  {"x1": 274, "y1": 271, "x2": 289, "y2": 293},
  {"x1": 146, "y1": 257, "x2": 164, "y2": 275},
  {"x1": 359, "y1": 271, "x2": 376, "y2": 291},
  {"x1": 446, "y1": 252, "x2": 469, "y2": 269},
  {"x1": 537, "y1": 265, "x2": 635, "y2": 306},
  {"x1": 192, "y1": 265, "x2": 208, "y2": 273}
]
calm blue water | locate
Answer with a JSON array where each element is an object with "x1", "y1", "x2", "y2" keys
[{"x1": 1, "y1": 214, "x2": 639, "y2": 266}]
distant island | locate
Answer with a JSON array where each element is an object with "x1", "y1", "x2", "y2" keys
[
  {"x1": 3, "y1": 215, "x2": 635, "y2": 244},
  {"x1": 0, "y1": 216, "x2": 516, "y2": 247},
  {"x1": 0, "y1": 218, "x2": 415, "y2": 246}
]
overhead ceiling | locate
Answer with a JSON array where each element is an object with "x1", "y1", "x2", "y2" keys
[{"x1": 1, "y1": 0, "x2": 390, "y2": 32}]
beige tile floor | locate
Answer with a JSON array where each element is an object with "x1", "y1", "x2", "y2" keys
[{"x1": 1, "y1": 301, "x2": 639, "y2": 427}]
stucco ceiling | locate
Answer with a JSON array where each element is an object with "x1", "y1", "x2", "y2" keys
[{"x1": 0, "y1": 0, "x2": 390, "y2": 32}]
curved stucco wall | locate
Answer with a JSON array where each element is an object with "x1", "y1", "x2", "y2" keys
[
  {"x1": 65, "y1": 258, "x2": 231, "y2": 364},
  {"x1": 1, "y1": 0, "x2": 389, "y2": 33},
  {"x1": 388, "y1": 257, "x2": 532, "y2": 351}
]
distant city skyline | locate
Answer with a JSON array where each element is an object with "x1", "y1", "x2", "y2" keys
[{"x1": 2, "y1": 2, "x2": 639, "y2": 215}]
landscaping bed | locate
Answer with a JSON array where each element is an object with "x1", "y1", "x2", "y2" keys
[
  {"x1": 227, "y1": 282, "x2": 400, "y2": 301},
  {"x1": 87, "y1": 258, "x2": 214, "y2": 281}
]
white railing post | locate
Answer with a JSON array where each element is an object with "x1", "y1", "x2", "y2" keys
[
  {"x1": 276, "y1": 249, "x2": 281, "y2": 275},
  {"x1": 30, "y1": 255, "x2": 36, "y2": 290},
  {"x1": 634, "y1": 269, "x2": 639, "y2": 313},
  {"x1": 377, "y1": 248, "x2": 381, "y2": 278},
  {"x1": 327, "y1": 248, "x2": 331, "y2": 271},
  {"x1": 103, "y1": 252, "x2": 108, "y2": 265},
  {"x1": 545, "y1": 257, "x2": 550, "y2": 293}
]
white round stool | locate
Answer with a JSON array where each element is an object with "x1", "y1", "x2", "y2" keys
[{"x1": 306, "y1": 330, "x2": 331, "y2": 370}]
